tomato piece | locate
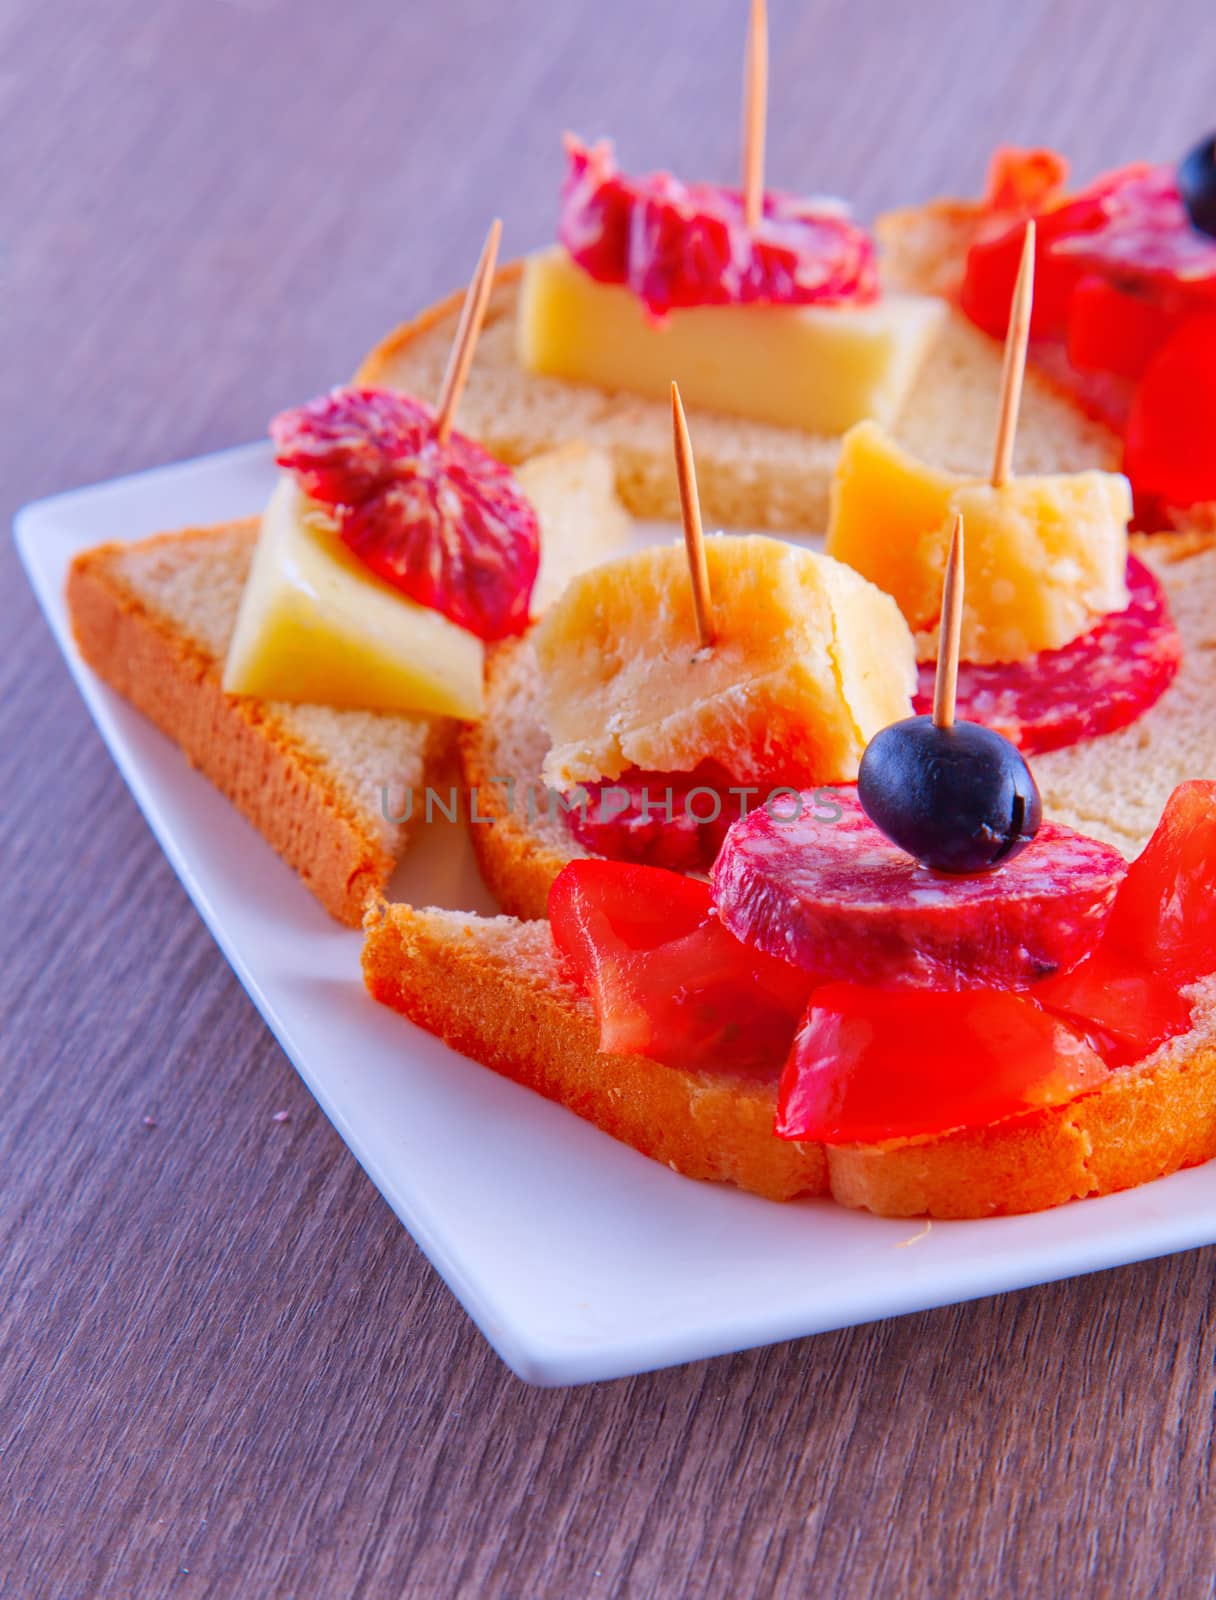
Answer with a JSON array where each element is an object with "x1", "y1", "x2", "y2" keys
[
  {"x1": 549, "y1": 860, "x2": 815, "y2": 1074},
  {"x1": 1123, "y1": 315, "x2": 1216, "y2": 507},
  {"x1": 960, "y1": 163, "x2": 1193, "y2": 344},
  {"x1": 961, "y1": 220, "x2": 1078, "y2": 341},
  {"x1": 983, "y1": 147, "x2": 1070, "y2": 212},
  {"x1": 1034, "y1": 947, "x2": 1193, "y2": 1068},
  {"x1": 961, "y1": 224, "x2": 1067, "y2": 341},
  {"x1": 1066, "y1": 275, "x2": 1178, "y2": 379},
  {"x1": 960, "y1": 178, "x2": 1122, "y2": 341},
  {"x1": 776, "y1": 984, "x2": 1106, "y2": 1145},
  {"x1": 1101, "y1": 780, "x2": 1216, "y2": 986}
]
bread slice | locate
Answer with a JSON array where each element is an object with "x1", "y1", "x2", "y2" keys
[
  {"x1": 362, "y1": 899, "x2": 1216, "y2": 1218},
  {"x1": 362, "y1": 899, "x2": 826, "y2": 1202},
  {"x1": 68, "y1": 520, "x2": 453, "y2": 925},
  {"x1": 877, "y1": 198, "x2": 1216, "y2": 536},
  {"x1": 457, "y1": 532, "x2": 1216, "y2": 918},
  {"x1": 355, "y1": 258, "x2": 1118, "y2": 534},
  {"x1": 458, "y1": 630, "x2": 589, "y2": 920}
]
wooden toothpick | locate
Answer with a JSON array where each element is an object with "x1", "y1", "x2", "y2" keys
[
  {"x1": 932, "y1": 513, "x2": 965, "y2": 729},
  {"x1": 742, "y1": 0, "x2": 768, "y2": 231},
  {"x1": 990, "y1": 218, "x2": 1036, "y2": 488},
  {"x1": 671, "y1": 382, "x2": 715, "y2": 652},
  {"x1": 435, "y1": 218, "x2": 502, "y2": 444}
]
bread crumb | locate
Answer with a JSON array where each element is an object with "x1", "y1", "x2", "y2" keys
[
  {"x1": 896, "y1": 1220, "x2": 932, "y2": 1248},
  {"x1": 272, "y1": 1110, "x2": 290, "y2": 1123}
]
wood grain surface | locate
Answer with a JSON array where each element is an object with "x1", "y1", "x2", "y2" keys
[{"x1": 4, "y1": 0, "x2": 1216, "y2": 1594}]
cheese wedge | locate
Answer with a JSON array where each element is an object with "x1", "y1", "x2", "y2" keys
[
  {"x1": 826, "y1": 422, "x2": 1132, "y2": 664},
  {"x1": 517, "y1": 246, "x2": 947, "y2": 436},
  {"x1": 534, "y1": 535, "x2": 916, "y2": 790},
  {"x1": 223, "y1": 477, "x2": 486, "y2": 717}
]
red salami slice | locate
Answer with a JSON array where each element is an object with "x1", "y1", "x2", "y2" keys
[
  {"x1": 558, "y1": 135, "x2": 877, "y2": 318},
  {"x1": 271, "y1": 388, "x2": 540, "y2": 640},
  {"x1": 564, "y1": 761, "x2": 749, "y2": 873},
  {"x1": 710, "y1": 790, "x2": 1126, "y2": 990},
  {"x1": 912, "y1": 556, "x2": 1181, "y2": 754},
  {"x1": 1051, "y1": 166, "x2": 1216, "y2": 292}
]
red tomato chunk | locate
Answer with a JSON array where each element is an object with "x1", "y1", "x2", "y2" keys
[
  {"x1": 548, "y1": 860, "x2": 814, "y2": 1075},
  {"x1": 958, "y1": 152, "x2": 1216, "y2": 508},
  {"x1": 776, "y1": 985, "x2": 1106, "y2": 1145}
]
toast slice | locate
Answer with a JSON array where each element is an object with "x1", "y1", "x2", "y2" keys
[
  {"x1": 362, "y1": 899, "x2": 1216, "y2": 1218},
  {"x1": 68, "y1": 519, "x2": 452, "y2": 925},
  {"x1": 459, "y1": 532, "x2": 1216, "y2": 919},
  {"x1": 355, "y1": 259, "x2": 1119, "y2": 534}
]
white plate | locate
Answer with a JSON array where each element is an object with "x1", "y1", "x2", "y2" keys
[{"x1": 17, "y1": 443, "x2": 1216, "y2": 1386}]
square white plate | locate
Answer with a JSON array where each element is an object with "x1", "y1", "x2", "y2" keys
[{"x1": 17, "y1": 444, "x2": 1216, "y2": 1385}]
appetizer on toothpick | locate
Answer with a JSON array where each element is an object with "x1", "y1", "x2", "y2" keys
[
  {"x1": 225, "y1": 217, "x2": 543, "y2": 719},
  {"x1": 513, "y1": 1, "x2": 945, "y2": 437},
  {"x1": 858, "y1": 513, "x2": 1042, "y2": 875},
  {"x1": 885, "y1": 136, "x2": 1216, "y2": 515}
]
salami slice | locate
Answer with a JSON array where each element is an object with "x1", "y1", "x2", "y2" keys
[
  {"x1": 565, "y1": 762, "x2": 748, "y2": 873},
  {"x1": 710, "y1": 790, "x2": 1126, "y2": 990},
  {"x1": 913, "y1": 555, "x2": 1181, "y2": 754},
  {"x1": 271, "y1": 388, "x2": 540, "y2": 640},
  {"x1": 1051, "y1": 165, "x2": 1216, "y2": 292},
  {"x1": 558, "y1": 135, "x2": 877, "y2": 318}
]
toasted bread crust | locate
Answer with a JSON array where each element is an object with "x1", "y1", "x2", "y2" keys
[
  {"x1": 457, "y1": 638, "x2": 577, "y2": 921},
  {"x1": 357, "y1": 260, "x2": 526, "y2": 388},
  {"x1": 362, "y1": 901, "x2": 1216, "y2": 1217},
  {"x1": 68, "y1": 525, "x2": 444, "y2": 926},
  {"x1": 459, "y1": 763, "x2": 572, "y2": 921},
  {"x1": 827, "y1": 1020, "x2": 1216, "y2": 1218},
  {"x1": 362, "y1": 901, "x2": 827, "y2": 1202}
]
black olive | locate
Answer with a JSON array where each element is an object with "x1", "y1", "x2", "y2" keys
[
  {"x1": 1179, "y1": 132, "x2": 1216, "y2": 240},
  {"x1": 858, "y1": 716, "x2": 1042, "y2": 875}
]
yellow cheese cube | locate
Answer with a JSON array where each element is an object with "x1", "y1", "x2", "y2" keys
[
  {"x1": 824, "y1": 421, "x2": 956, "y2": 630},
  {"x1": 223, "y1": 477, "x2": 485, "y2": 717},
  {"x1": 946, "y1": 475, "x2": 1132, "y2": 664},
  {"x1": 517, "y1": 247, "x2": 947, "y2": 436},
  {"x1": 534, "y1": 535, "x2": 916, "y2": 790},
  {"x1": 826, "y1": 423, "x2": 1132, "y2": 664}
]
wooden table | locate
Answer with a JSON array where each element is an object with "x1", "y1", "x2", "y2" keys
[{"x1": 4, "y1": 0, "x2": 1215, "y2": 1592}]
